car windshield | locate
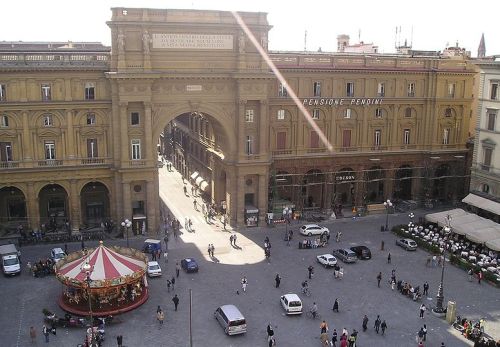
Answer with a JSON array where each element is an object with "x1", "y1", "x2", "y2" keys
[
  {"x1": 149, "y1": 265, "x2": 160, "y2": 270},
  {"x1": 4, "y1": 258, "x2": 18, "y2": 266},
  {"x1": 289, "y1": 301, "x2": 301, "y2": 307},
  {"x1": 54, "y1": 253, "x2": 64, "y2": 259},
  {"x1": 229, "y1": 319, "x2": 245, "y2": 326}
]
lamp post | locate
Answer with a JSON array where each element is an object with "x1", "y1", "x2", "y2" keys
[
  {"x1": 383, "y1": 199, "x2": 392, "y2": 231},
  {"x1": 82, "y1": 262, "x2": 95, "y2": 346},
  {"x1": 408, "y1": 212, "x2": 415, "y2": 232},
  {"x1": 121, "y1": 219, "x2": 132, "y2": 248},
  {"x1": 433, "y1": 214, "x2": 451, "y2": 316}
]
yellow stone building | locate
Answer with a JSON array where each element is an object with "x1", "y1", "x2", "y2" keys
[{"x1": 0, "y1": 8, "x2": 476, "y2": 233}]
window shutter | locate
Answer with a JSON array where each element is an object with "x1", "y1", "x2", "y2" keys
[
  {"x1": 342, "y1": 129, "x2": 351, "y2": 147},
  {"x1": 310, "y1": 131, "x2": 319, "y2": 148},
  {"x1": 276, "y1": 132, "x2": 286, "y2": 150}
]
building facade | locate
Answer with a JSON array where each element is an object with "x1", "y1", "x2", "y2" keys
[{"x1": 0, "y1": 8, "x2": 476, "y2": 233}]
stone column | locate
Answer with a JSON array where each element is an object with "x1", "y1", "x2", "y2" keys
[
  {"x1": 69, "y1": 180, "x2": 81, "y2": 231},
  {"x1": 66, "y1": 110, "x2": 75, "y2": 159},
  {"x1": 259, "y1": 100, "x2": 268, "y2": 156},
  {"x1": 146, "y1": 180, "x2": 157, "y2": 235},
  {"x1": 22, "y1": 111, "x2": 32, "y2": 160},
  {"x1": 144, "y1": 102, "x2": 153, "y2": 164},
  {"x1": 225, "y1": 169, "x2": 236, "y2": 225},
  {"x1": 236, "y1": 175, "x2": 246, "y2": 225},
  {"x1": 238, "y1": 100, "x2": 246, "y2": 157},
  {"x1": 119, "y1": 102, "x2": 129, "y2": 165},
  {"x1": 257, "y1": 173, "x2": 268, "y2": 222},
  {"x1": 27, "y1": 183, "x2": 39, "y2": 229},
  {"x1": 122, "y1": 181, "x2": 131, "y2": 220},
  {"x1": 384, "y1": 166, "x2": 395, "y2": 200}
]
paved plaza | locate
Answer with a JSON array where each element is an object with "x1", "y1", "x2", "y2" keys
[{"x1": 1, "y1": 167, "x2": 499, "y2": 347}]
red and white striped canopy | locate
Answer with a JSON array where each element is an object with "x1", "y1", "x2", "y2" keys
[{"x1": 57, "y1": 243, "x2": 147, "y2": 282}]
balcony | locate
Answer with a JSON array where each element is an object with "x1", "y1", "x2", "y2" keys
[
  {"x1": 306, "y1": 148, "x2": 327, "y2": 154},
  {"x1": 0, "y1": 157, "x2": 112, "y2": 171},
  {"x1": 0, "y1": 161, "x2": 19, "y2": 169},
  {"x1": 339, "y1": 147, "x2": 359, "y2": 152},
  {"x1": 370, "y1": 146, "x2": 388, "y2": 151},
  {"x1": 37, "y1": 159, "x2": 63, "y2": 167},
  {"x1": 81, "y1": 158, "x2": 107, "y2": 165},
  {"x1": 272, "y1": 149, "x2": 293, "y2": 156},
  {"x1": 129, "y1": 159, "x2": 146, "y2": 166}
]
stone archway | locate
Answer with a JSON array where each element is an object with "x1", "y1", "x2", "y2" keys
[
  {"x1": 80, "y1": 182, "x2": 110, "y2": 229},
  {"x1": 433, "y1": 164, "x2": 451, "y2": 202},
  {"x1": 394, "y1": 165, "x2": 413, "y2": 200},
  {"x1": 38, "y1": 184, "x2": 68, "y2": 232},
  {"x1": 302, "y1": 169, "x2": 324, "y2": 210},
  {"x1": 0, "y1": 186, "x2": 27, "y2": 232},
  {"x1": 366, "y1": 166, "x2": 385, "y2": 203}
]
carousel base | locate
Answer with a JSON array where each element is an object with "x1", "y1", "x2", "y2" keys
[{"x1": 58, "y1": 288, "x2": 149, "y2": 317}]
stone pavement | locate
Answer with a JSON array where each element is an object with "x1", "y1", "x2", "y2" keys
[{"x1": 1, "y1": 166, "x2": 498, "y2": 346}]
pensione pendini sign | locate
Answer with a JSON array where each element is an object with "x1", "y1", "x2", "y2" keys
[{"x1": 303, "y1": 98, "x2": 383, "y2": 107}]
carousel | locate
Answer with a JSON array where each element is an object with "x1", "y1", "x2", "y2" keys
[{"x1": 55, "y1": 241, "x2": 149, "y2": 316}]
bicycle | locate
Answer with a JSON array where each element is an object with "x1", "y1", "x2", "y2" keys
[
  {"x1": 301, "y1": 287, "x2": 311, "y2": 297},
  {"x1": 306, "y1": 310, "x2": 321, "y2": 319}
]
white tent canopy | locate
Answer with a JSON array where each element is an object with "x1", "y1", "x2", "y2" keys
[
  {"x1": 425, "y1": 209, "x2": 468, "y2": 225},
  {"x1": 485, "y1": 238, "x2": 500, "y2": 252}
]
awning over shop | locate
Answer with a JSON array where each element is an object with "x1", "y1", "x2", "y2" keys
[
  {"x1": 425, "y1": 209, "x2": 468, "y2": 225},
  {"x1": 190, "y1": 172, "x2": 199, "y2": 180},
  {"x1": 466, "y1": 228, "x2": 500, "y2": 244},
  {"x1": 245, "y1": 205, "x2": 259, "y2": 214},
  {"x1": 485, "y1": 238, "x2": 500, "y2": 252},
  {"x1": 462, "y1": 193, "x2": 500, "y2": 216},
  {"x1": 200, "y1": 180, "x2": 210, "y2": 192},
  {"x1": 195, "y1": 176, "x2": 204, "y2": 186}
]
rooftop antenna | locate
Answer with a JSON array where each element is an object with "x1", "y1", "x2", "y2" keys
[
  {"x1": 410, "y1": 25, "x2": 413, "y2": 48},
  {"x1": 394, "y1": 26, "x2": 398, "y2": 49},
  {"x1": 304, "y1": 30, "x2": 307, "y2": 51},
  {"x1": 358, "y1": 29, "x2": 361, "y2": 43}
]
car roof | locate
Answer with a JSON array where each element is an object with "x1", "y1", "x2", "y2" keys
[
  {"x1": 52, "y1": 247, "x2": 64, "y2": 253},
  {"x1": 148, "y1": 261, "x2": 159, "y2": 266},
  {"x1": 319, "y1": 253, "x2": 334, "y2": 258},
  {"x1": 351, "y1": 245, "x2": 368, "y2": 250},
  {"x1": 144, "y1": 239, "x2": 161, "y2": 243},
  {"x1": 282, "y1": 293, "x2": 301, "y2": 301},
  {"x1": 302, "y1": 224, "x2": 320, "y2": 228},
  {"x1": 184, "y1": 258, "x2": 195, "y2": 262},
  {"x1": 218, "y1": 304, "x2": 244, "y2": 319}
]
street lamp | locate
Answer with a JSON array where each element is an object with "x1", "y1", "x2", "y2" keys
[
  {"x1": 433, "y1": 214, "x2": 452, "y2": 316},
  {"x1": 82, "y1": 262, "x2": 95, "y2": 346},
  {"x1": 408, "y1": 212, "x2": 415, "y2": 232},
  {"x1": 121, "y1": 219, "x2": 132, "y2": 248},
  {"x1": 383, "y1": 199, "x2": 393, "y2": 231}
]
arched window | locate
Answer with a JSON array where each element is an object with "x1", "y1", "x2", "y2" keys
[{"x1": 482, "y1": 184, "x2": 490, "y2": 194}]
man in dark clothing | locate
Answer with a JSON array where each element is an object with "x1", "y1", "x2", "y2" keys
[
  {"x1": 275, "y1": 273, "x2": 281, "y2": 288},
  {"x1": 116, "y1": 335, "x2": 123, "y2": 347},
  {"x1": 423, "y1": 282, "x2": 429, "y2": 296},
  {"x1": 172, "y1": 294, "x2": 179, "y2": 311},
  {"x1": 381, "y1": 320, "x2": 387, "y2": 335},
  {"x1": 308, "y1": 265, "x2": 314, "y2": 279},
  {"x1": 387, "y1": 252, "x2": 391, "y2": 263},
  {"x1": 332, "y1": 298, "x2": 339, "y2": 312},
  {"x1": 171, "y1": 276, "x2": 175, "y2": 290},
  {"x1": 377, "y1": 272, "x2": 382, "y2": 287},
  {"x1": 374, "y1": 315, "x2": 381, "y2": 334},
  {"x1": 362, "y1": 315, "x2": 369, "y2": 331}
]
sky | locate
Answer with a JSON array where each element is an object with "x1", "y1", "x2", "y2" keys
[{"x1": 1, "y1": 0, "x2": 498, "y2": 56}]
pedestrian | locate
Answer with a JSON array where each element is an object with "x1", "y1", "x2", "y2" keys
[
  {"x1": 157, "y1": 309, "x2": 164, "y2": 326},
  {"x1": 381, "y1": 240, "x2": 385, "y2": 251},
  {"x1": 387, "y1": 252, "x2": 391, "y2": 263},
  {"x1": 29, "y1": 326, "x2": 36, "y2": 344},
  {"x1": 423, "y1": 282, "x2": 429, "y2": 296},
  {"x1": 332, "y1": 298, "x2": 339, "y2": 312},
  {"x1": 320, "y1": 332, "x2": 329, "y2": 346},
  {"x1": 193, "y1": 199, "x2": 197, "y2": 210},
  {"x1": 229, "y1": 234, "x2": 234, "y2": 246},
  {"x1": 374, "y1": 315, "x2": 381, "y2": 333},
  {"x1": 308, "y1": 265, "x2": 314, "y2": 279},
  {"x1": 64, "y1": 243, "x2": 68, "y2": 254},
  {"x1": 381, "y1": 320, "x2": 387, "y2": 335},
  {"x1": 164, "y1": 250, "x2": 168, "y2": 263},
  {"x1": 171, "y1": 276, "x2": 175, "y2": 290},
  {"x1": 417, "y1": 327, "x2": 424, "y2": 343},
  {"x1": 42, "y1": 325, "x2": 49, "y2": 343},
  {"x1": 422, "y1": 324, "x2": 427, "y2": 341},
  {"x1": 241, "y1": 276, "x2": 248, "y2": 292},
  {"x1": 331, "y1": 329, "x2": 338, "y2": 347},
  {"x1": 210, "y1": 244, "x2": 215, "y2": 257},
  {"x1": 268, "y1": 336, "x2": 276, "y2": 347},
  {"x1": 157, "y1": 305, "x2": 162, "y2": 314},
  {"x1": 208, "y1": 244, "x2": 212, "y2": 257},
  {"x1": 336, "y1": 231, "x2": 342, "y2": 242},
  {"x1": 419, "y1": 303, "x2": 426, "y2": 319},
  {"x1": 377, "y1": 272, "x2": 382, "y2": 287},
  {"x1": 172, "y1": 294, "x2": 179, "y2": 311},
  {"x1": 468, "y1": 269, "x2": 473, "y2": 282},
  {"x1": 391, "y1": 278, "x2": 396, "y2": 290},
  {"x1": 267, "y1": 322, "x2": 274, "y2": 338},
  {"x1": 320, "y1": 320, "x2": 329, "y2": 334},
  {"x1": 152, "y1": 250, "x2": 157, "y2": 261},
  {"x1": 117, "y1": 334, "x2": 123, "y2": 347},
  {"x1": 275, "y1": 273, "x2": 281, "y2": 288},
  {"x1": 233, "y1": 233, "x2": 237, "y2": 246},
  {"x1": 362, "y1": 315, "x2": 369, "y2": 331},
  {"x1": 478, "y1": 270, "x2": 483, "y2": 284},
  {"x1": 175, "y1": 262, "x2": 180, "y2": 277},
  {"x1": 166, "y1": 279, "x2": 171, "y2": 292}
]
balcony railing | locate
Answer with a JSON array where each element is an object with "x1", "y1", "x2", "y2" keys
[
  {"x1": 0, "y1": 157, "x2": 112, "y2": 170},
  {"x1": 81, "y1": 158, "x2": 106, "y2": 165},
  {"x1": 37, "y1": 159, "x2": 63, "y2": 167},
  {"x1": 0, "y1": 161, "x2": 19, "y2": 168}
]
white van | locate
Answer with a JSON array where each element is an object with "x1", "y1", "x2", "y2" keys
[
  {"x1": 280, "y1": 293, "x2": 303, "y2": 315},
  {"x1": 214, "y1": 304, "x2": 247, "y2": 335}
]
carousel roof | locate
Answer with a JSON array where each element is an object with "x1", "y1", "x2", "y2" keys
[{"x1": 57, "y1": 243, "x2": 147, "y2": 282}]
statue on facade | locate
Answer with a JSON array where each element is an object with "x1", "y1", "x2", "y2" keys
[
  {"x1": 142, "y1": 30, "x2": 151, "y2": 54},
  {"x1": 117, "y1": 30, "x2": 125, "y2": 54},
  {"x1": 260, "y1": 35, "x2": 268, "y2": 51},
  {"x1": 239, "y1": 32, "x2": 246, "y2": 53}
]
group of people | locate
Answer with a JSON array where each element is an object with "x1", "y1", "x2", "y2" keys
[{"x1": 28, "y1": 258, "x2": 54, "y2": 277}]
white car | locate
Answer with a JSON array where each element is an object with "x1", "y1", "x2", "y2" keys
[
  {"x1": 396, "y1": 238, "x2": 418, "y2": 251},
  {"x1": 316, "y1": 254, "x2": 337, "y2": 267},
  {"x1": 299, "y1": 224, "x2": 330, "y2": 236},
  {"x1": 147, "y1": 261, "x2": 162, "y2": 277},
  {"x1": 280, "y1": 293, "x2": 303, "y2": 315},
  {"x1": 50, "y1": 247, "x2": 66, "y2": 263}
]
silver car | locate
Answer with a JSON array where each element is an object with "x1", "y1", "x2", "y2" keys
[
  {"x1": 332, "y1": 248, "x2": 357, "y2": 263},
  {"x1": 396, "y1": 238, "x2": 417, "y2": 251}
]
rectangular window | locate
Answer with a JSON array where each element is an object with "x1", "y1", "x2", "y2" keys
[
  {"x1": 278, "y1": 83, "x2": 288, "y2": 97},
  {"x1": 374, "y1": 130, "x2": 381, "y2": 146},
  {"x1": 43, "y1": 114, "x2": 53, "y2": 126},
  {"x1": 277, "y1": 109, "x2": 285, "y2": 120},
  {"x1": 131, "y1": 112, "x2": 140, "y2": 125},
  {"x1": 84, "y1": 82, "x2": 95, "y2": 100},
  {"x1": 86, "y1": 113, "x2": 96, "y2": 125},
  {"x1": 342, "y1": 129, "x2": 351, "y2": 148},
  {"x1": 44, "y1": 141, "x2": 55, "y2": 160},
  {"x1": 484, "y1": 148, "x2": 493, "y2": 167},
  {"x1": 491, "y1": 83, "x2": 498, "y2": 100},
  {"x1": 487, "y1": 113, "x2": 496, "y2": 131},
  {"x1": 403, "y1": 129, "x2": 411, "y2": 145},
  {"x1": 276, "y1": 132, "x2": 286, "y2": 150},
  {"x1": 447, "y1": 83, "x2": 455, "y2": 98},
  {"x1": 0, "y1": 115, "x2": 8, "y2": 127},
  {"x1": 41, "y1": 84, "x2": 51, "y2": 101},
  {"x1": 407, "y1": 82, "x2": 415, "y2": 97},
  {"x1": 131, "y1": 139, "x2": 141, "y2": 160},
  {"x1": 443, "y1": 128, "x2": 450, "y2": 145},
  {"x1": 346, "y1": 82, "x2": 354, "y2": 97},
  {"x1": 312, "y1": 109, "x2": 320, "y2": 119},
  {"x1": 444, "y1": 108, "x2": 452, "y2": 117},
  {"x1": 0, "y1": 142, "x2": 12, "y2": 161},
  {"x1": 87, "y1": 138, "x2": 98, "y2": 158},
  {"x1": 245, "y1": 109, "x2": 254, "y2": 123},
  {"x1": 405, "y1": 107, "x2": 412, "y2": 117},
  {"x1": 377, "y1": 82, "x2": 385, "y2": 97},
  {"x1": 375, "y1": 108, "x2": 383, "y2": 118},
  {"x1": 245, "y1": 135, "x2": 253, "y2": 155},
  {"x1": 310, "y1": 131, "x2": 319, "y2": 148},
  {"x1": 0, "y1": 84, "x2": 5, "y2": 101},
  {"x1": 344, "y1": 108, "x2": 352, "y2": 118},
  {"x1": 313, "y1": 81, "x2": 321, "y2": 97}
]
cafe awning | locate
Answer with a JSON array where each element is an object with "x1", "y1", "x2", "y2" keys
[
  {"x1": 425, "y1": 209, "x2": 468, "y2": 225},
  {"x1": 195, "y1": 176, "x2": 204, "y2": 186},
  {"x1": 200, "y1": 180, "x2": 210, "y2": 192},
  {"x1": 190, "y1": 172, "x2": 199, "y2": 180},
  {"x1": 485, "y1": 238, "x2": 500, "y2": 252},
  {"x1": 462, "y1": 193, "x2": 500, "y2": 216},
  {"x1": 465, "y1": 227, "x2": 500, "y2": 244}
]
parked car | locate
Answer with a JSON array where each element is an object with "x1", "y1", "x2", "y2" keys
[
  {"x1": 50, "y1": 248, "x2": 66, "y2": 263},
  {"x1": 147, "y1": 261, "x2": 162, "y2": 277},
  {"x1": 332, "y1": 248, "x2": 358, "y2": 263},
  {"x1": 316, "y1": 254, "x2": 338, "y2": 267},
  {"x1": 299, "y1": 224, "x2": 330, "y2": 236},
  {"x1": 142, "y1": 239, "x2": 162, "y2": 254},
  {"x1": 181, "y1": 258, "x2": 199, "y2": 273},
  {"x1": 350, "y1": 246, "x2": 372, "y2": 260},
  {"x1": 396, "y1": 238, "x2": 418, "y2": 251},
  {"x1": 214, "y1": 304, "x2": 247, "y2": 335},
  {"x1": 280, "y1": 293, "x2": 303, "y2": 315}
]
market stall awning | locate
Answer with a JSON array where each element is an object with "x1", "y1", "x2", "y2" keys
[
  {"x1": 200, "y1": 180, "x2": 210, "y2": 192},
  {"x1": 465, "y1": 227, "x2": 500, "y2": 244},
  {"x1": 462, "y1": 193, "x2": 500, "y2": 216},
  {"x1": 190, "y1": 172, "x2": 199, "y2": 180},
  {"x1": 485, "y1": 238, "x2": 500, "y2": 252},
  {"x1": 195, "y1": 176, "x2": 204, "y2": 186},
  {"x1": 57, "y1": 243, "x2": 147, "y2": 282}
]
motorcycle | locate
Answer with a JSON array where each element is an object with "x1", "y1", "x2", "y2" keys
[{"x1": 43, "y1": 311, "x2": 86, "y2": 328}]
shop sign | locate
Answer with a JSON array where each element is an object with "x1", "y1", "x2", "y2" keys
[
  {"x1": 303, "y1": 98, "x2": 383, "y2": 107},
  {"x1": 336, "y1": 174, "x2": 355, "y2": 183}
]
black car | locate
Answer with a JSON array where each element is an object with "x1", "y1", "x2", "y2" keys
[
  {"x1": 181, "y1": 258, "x2": 199, "y2": 273},
  {"x1": 350, "y1": 246, "x2": 372, "y2": 260}
]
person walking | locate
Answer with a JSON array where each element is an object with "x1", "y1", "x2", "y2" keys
[
  {"x1": 157, "y1": 309, "x2": 164, "y2": 326},
  {"x1": 233, "y1": 233, "x2": 238, "y2": 246},
  {"x1": 478, "y1": 270, "x2": 483, "y2": 284},
  {"x1": 362, "y1": 315, "x2": 369, "y2": 332},
  {"x1": 381, "y1": 320, "x2": 387, "y2": 335},
  {"x1": 29, "y1": 326, "x2": 36, "y2": 344},
  {"x1": 166, "y1": 279, "x2": 171, "y2": 292},
  {"x1": 171, "y1": 276, "x2": 175, "y2": 290},
  {"x1": 175, "y1": 262, "x2": 180, "y2": 277},
  {"x1": 172, "y1": 294, "x2": 179, "y2": 311},
  {"x1": 332, "y1": 298, "x2": 339, "y2": 312},
  {"x1": 387, "y1": 252, "x2": 391, "y2": 264},
  {"x1": 208, "y1": 244, "x2": 212, "y2": 257},
  {"x1": 331, "y1": 329, "x2": 338, "y2": 347},
  {"x1": 275, "y1": 273, "x2": 281, "y2": 288},
  {"x1": 308, "y1": 265, "x2": 314, "y2": 279},
  {"x1": 320, "y1": 320, "x2": 329, "y2": 334},
  {"x1": 116, "y1": 334, "x2": 123, "y2": 347},
  {"x1": 193, "y1": 199, "x2": 198, "y2": 210},
  {"x1": 210, "y1": 244, "x2": 215, "y2": 257},
  {"x1": 157, "y1": 305, "x2": 162, "y2": 314},
  {"x1": 377, "y1": 272, "x2": 382, "y2": 287},
  {"x1": 229, "y1": 234, "x2": 234, "y2": 246},
  {"x1": 423, "y1": 282, "x2": 429, "y2": 296},
  {"x1": 241, "y1": 276, "x2": 248, "y2": 292},
  {"x1": 374, "y1": 315, "x2": 381, "y2": 333},
  {"x1": 42, "y1": 325, "x2": 49, "y2": 343},
  {"x1": 417, "y1": 327, "x2": 424, "y2": 343},
  {"x1": 422, "y1": 324, "x2": 427, "y2": 341},
  {"x1": 267, "y1": 323, "x2": 274, "y2": 338},
  {"x1": 419, "y1": 304, "x2": 426, "y2": 319}
]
